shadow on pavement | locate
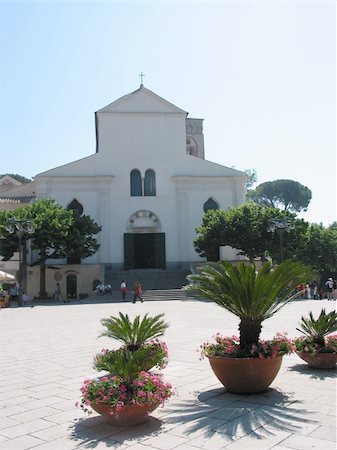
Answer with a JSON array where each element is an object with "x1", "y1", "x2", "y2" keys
[
  {"x1": 156, "y1": 387, "x2": 318, "y2": 440},
  {"x1": 70, "y1": 415, "x2": 163, "y2": 448},
  {"x1": 287, "y1": 362, "x2": 337, "y2": 380}
]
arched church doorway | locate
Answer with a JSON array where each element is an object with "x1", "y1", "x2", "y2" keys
[{"x1": 124, "y1": 211, "x2": 166, "y2": 270}]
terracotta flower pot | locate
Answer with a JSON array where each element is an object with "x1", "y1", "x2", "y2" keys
[
  {"x1": 91, "y1": 402, "x2": 157, "y2": 426},
  {"x1": 207, "y1": 355, "x2": 283, "y2": 394},
  {"x1": 295, "y1": 351, "x2": 337, "y2": 369}
]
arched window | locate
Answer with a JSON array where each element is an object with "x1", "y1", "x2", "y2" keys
[
  {"x1": 67, "y1": 199, "x2": 83, "y2": 218},
  {"x1": 186, "y1": 137, "x2": 198, "y2": 156},
  {"x1": 130, "y1": 170, "x2": 142, "y2": 196},
  {"x1": 144, "y1": 169, "x2": 156, "y2": 196},
  {"x1": 203, "y1": 197, "x2": 219, "y2": 213}
]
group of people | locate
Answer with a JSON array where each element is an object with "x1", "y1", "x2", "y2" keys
[
  {"x1": 95, "y1": 282, "x2": 112, "y2": 296},
  {"x1": 296, "y1": 278, "x2": 337, "y2": 300},
  {"x1": 120, "y1": 280, "x2": 144, "y2": 303},
  {"x1": 0, "y1": 283, "x2": 31, "y2": 306},
  {"x1": 93, "y1": 280, "x2": 143, "y2": 303}
]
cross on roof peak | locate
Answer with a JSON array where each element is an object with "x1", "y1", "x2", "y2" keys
[{"x1": 139, "y1": 72, "x2": 145, "y2": 86}]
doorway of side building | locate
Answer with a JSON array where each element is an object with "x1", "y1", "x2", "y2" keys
[
  {"x1": 124, "y1": 233, "x2": 166, "y2": 270},
  {"x1": 66, "y1": 274, "x2": 77, "y2": 299}
]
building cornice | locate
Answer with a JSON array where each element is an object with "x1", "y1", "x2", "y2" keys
[
  {"x1": 36, "y1": 176, "x2": 114, "y2": 183},
  {"x1": 171, "y1": 176, "x2": 243, "y2": 183}
]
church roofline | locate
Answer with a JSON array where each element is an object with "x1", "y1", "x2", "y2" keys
[{"x1": 96, "y1": 85, "x2": 188, "y2": 115}]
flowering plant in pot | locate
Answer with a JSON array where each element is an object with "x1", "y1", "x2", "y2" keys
[
  {"x1": 200, "y1": 332, "x2": 293, "y2": 360},
  {"x1": 93, "y1": 339, "x2": 169, "y2": 373},
  {"x1": 77, "y1": 313, "x2": 173, "y2": 425},
  {"x1": 78, "y1": 356, "x2": 173, "y2": 425},
  {"x1": 95, "y1": 313, "x2": 169, "y2": 370},
  {"x1": 293, "y1": 308, "x2": 337, "y2": 369},
  {"x1": 188, "y1": 260, "x2": 314, "y2": 394}
]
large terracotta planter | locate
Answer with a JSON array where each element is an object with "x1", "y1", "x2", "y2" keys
[
  {"x1": 207, "y1": 355, "x2": 283, "y2": 394},
  {"x1": 296, "y1": 351, "x2": 337, "y2": 369},
  {"x1": 91, "y1": 402, "x2": 157, "y2": 426}
]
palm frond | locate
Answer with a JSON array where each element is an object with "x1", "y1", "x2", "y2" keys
[
  {"x1": 99, "y1": 312, "x2": 168, "y2": 348},
  {"x1": 187, "y1": 260, "x2": 315, "y2": 322},
  {"x1": 296, "y1": 309, "x2": 337, "y2": 340}
]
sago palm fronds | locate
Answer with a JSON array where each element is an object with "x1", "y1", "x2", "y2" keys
[
  {"x1": 296, "y1": 309, "x2": 337, "y2": 347},
  {"x1": 187, "y1": 260, "x2": 315, "y2": 349},
  {"x1": 93, "y1": 347, "x2": 160, "y2": 380},
  {"x1": 99, "y1": 312, "x2": 168, "y2": 351}
]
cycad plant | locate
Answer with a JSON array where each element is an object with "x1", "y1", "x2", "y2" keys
[
  {"x1": 94, "y1": 312, "x2": 169, "y2": 373},
  {"x1": 78, "y1": 314, "x2": 173, "y2": 417},
  {"x1": 99, "y1": 312, "x2": 168, "y2": 351},
  {"x1": 296, "y1": 309, "x2": 337, "y2": 349},
  {"x1": 187, "y1": 260, "x2": 314, "y2": 353}
]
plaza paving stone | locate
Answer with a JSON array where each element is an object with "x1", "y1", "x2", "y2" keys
[{"x1": 0, "y1": 295, "x2": 336, "y2": 449}]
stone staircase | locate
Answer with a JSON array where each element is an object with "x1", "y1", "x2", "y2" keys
[
  {"x1": 80, "y1": 288, "x2": 191, "y2": 304},
  {"x1": 141, "y1": 289, "x2": 188, "y2": 302},
  {"x1": 104, "y1": 267, "x2": 190, "y2": 290}
]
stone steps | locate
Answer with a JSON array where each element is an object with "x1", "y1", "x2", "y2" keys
[{"x1": 104, "y1": 267, "x2": 190, "y2": 290}]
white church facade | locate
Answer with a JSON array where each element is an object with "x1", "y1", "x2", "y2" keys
[{"x1": 2, "y1": 85, "x2": 247, "y2": 297}]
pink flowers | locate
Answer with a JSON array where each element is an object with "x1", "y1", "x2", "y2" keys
[
  {"x1": 77, "y1": 372, "x2": 174, "y2": 414},
  {"x1": 200, "y1": 332, "x2": 293, "y2": 359},
  {"x1": 293, "y1": 333, "x2": 337, "y2": 355}
]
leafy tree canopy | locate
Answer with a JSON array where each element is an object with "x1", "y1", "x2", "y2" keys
[
  {"x1": 0, "y1": 198, "x2": 73, "y2": 262},
  {"x1": 297, "y1": 223, "x2": 337, "y2": 281},
  {"x1": 0, "y1": 198, "x2": 102, "y2": 263},
  {"x1": 244, "y1": 169, "x2": 257, "y2": 190},
  {"x1": 248, "y1": 179, "x2": 312, "y2": 212},
  {"x1": 63, "y1": 214, "x2": 102, "y2": 259},
  {"x1": 0, "y1": 198, "x2": 102, "y2": 298},
  {"x1": 194, "y1": 202, "x2": 309, "y2": 263}
]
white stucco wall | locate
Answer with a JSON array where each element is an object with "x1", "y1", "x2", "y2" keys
[{"x1": 33, "y1": 86, "x2": 247, "y2": 269}]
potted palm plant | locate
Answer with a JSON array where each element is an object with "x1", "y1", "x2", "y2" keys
[
  {"x1": 187, "y1": 260, "x2": 314, "y2": 394},
  {"x1": 78, "y1": 313, "x2": 173, "y2": 425},
  {"x1": 293, "y1": 309, "x2": 337, "y2": 369},
  {"x1": 93, "y1": 313, "x2": 169, "y2": 371}
]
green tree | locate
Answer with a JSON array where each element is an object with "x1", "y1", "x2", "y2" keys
[
  {"x1": 248, "y1": 179, "x2": 312, "y2": 212},
  {"x1": 0, "y1": 198, "x2": 101, "y2": 298},
  {"x1": 0, "y1": 199, "x2": 73, "y2": 297},
  {"x1": 297, "y1": 223, "x2": 337, "y2": 282},
  {"x1": 63, "y1": 214, "x2": 101, "y2": 260},
  {"x1": 244, "y1": 168, "x2": 257, "y2": 190},
  {"x1": 194, "y1": 202, "x2": 308, "y2": 263}
]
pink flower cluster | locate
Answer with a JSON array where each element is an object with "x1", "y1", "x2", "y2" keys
[
  {"x1": 293, "y1": 333, "x2": 337, "y2": 354},
  {"x1": 78, "y1": 371, "x2": 173, "y2": 414},
  {"x1": 200, "y1": 332, "x2": 293, "y2": 359}
]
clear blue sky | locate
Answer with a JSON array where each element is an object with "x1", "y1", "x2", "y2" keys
[{"x1": 0, "y1": 0, "x2": 335, "y2": 225}]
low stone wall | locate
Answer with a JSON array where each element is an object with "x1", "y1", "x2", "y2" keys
[{"x1": 26, "y1": 264, "x2": 103, "y2": 299}]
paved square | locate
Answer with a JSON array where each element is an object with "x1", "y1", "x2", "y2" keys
[{"x1": 0, "y1": 296, "x2": 336, "y2": 449}]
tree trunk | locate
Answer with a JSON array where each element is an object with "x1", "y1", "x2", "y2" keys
[
  {"x1": 239, "y1": 318, "x2": 262, "y2": 350},
  {"x1": 39, "y1": 259, "x2": 48, "y2": 298}
]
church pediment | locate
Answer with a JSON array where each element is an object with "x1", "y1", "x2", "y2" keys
[{"x1": 97, "y1": 86, "x2": 187, "y2": 115}]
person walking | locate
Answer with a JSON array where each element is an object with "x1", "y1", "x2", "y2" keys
[
  {"x1": 332, "y1": 279, "x2": 337, "y2": 301},
  {"x1": 22, "y1": 292, "x2": 30, "y2": 306},
  {"x1": 54, "y1": 283, "x2": 62, "y2": 303},
  {"x1": 309, "y1": 282, "x2": 317, "y2": 300},
  {"x1": 133, "y1": 281, "x2": 143, "y2": 303},
  {"x1": 120, "y1": 280, "x2": 127, "y2": 300},
  {"x1": 325, "y1": 277, "x2": 334, "y2": 300},
  {"x1": 9, "y1": 283, "x2": 19, "y2": 306}
]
